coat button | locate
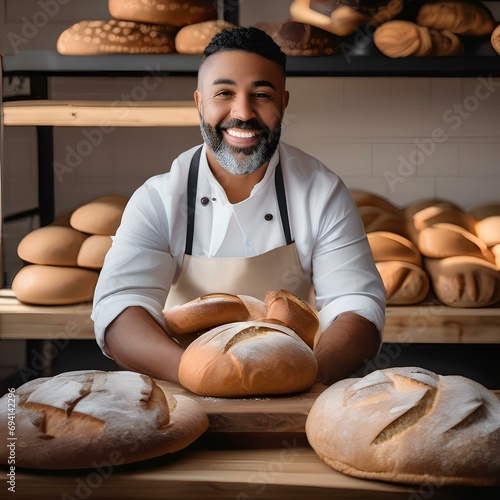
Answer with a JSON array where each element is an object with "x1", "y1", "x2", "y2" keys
[
  {"x1": 201, "y1": 197, "x2": 209, "y2": 206},
  {"x1": 264, "y1": 213, "x2": 273, "y2": 221}
]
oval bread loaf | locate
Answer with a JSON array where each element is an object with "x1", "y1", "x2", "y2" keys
[
  {"x1": 77, "y1": 234, "x2": 113, "y2": 269},
  {"x1": 358, "y1": 205, "x2": 407, "y2": 235},
  {"x1": 175, "y1": 20, "x2": 235, "y2": 54},
  {"x1": 367, "y1": 231, "x2": 422, "y2": 266},
  {"x1": 350, "y1": 189, "x2": 400, "y2": 214}
]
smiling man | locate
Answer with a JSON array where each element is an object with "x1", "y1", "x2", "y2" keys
[{"x1": 92, "y1": 27, "x2": 386, "y2": 386}]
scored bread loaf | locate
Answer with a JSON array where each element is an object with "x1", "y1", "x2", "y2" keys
[
  {"x1": 358, "y1": 205, "x2": 407, "y2": 235},
  {"x1": 0, "y1": 370, "x2": 208, "y2": 469},
  {"x1": 367, "y1": 231, "x2": 422, "y2": 266},
  {"x1": 178, "y1": 320, "x2": 318, "y2": 397},
  {"x1": 175, "y1": 20, "x2": 235, "y2": 54},
  {"x1": 306, "y1": 367, "x2": 500, "y2": 486}
]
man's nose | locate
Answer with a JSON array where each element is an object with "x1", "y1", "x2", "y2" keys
[{"x1": 231, "y1": 95, "x2": 256, "y2": 122}]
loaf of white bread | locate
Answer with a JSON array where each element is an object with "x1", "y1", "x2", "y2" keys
[
  {"x1": 306, "y1": 366, "x2": 500, "y2": 486},
  {"x1": 0, "y1": 370, "x2": 208, "y2": 469}
]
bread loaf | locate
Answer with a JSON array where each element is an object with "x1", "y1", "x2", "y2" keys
[
  {"x1": 350, "y1": 189, "x2": 400, "y2": 214},
  {"x1": 77, "y1": 234, "x2": 113, "y2": 269},
  {"x1": 492, "y1": 244, "x2": 500, "y2": 269},
  {"x1": 367, "y1": 231, "x2": 422, "y2": 266},
  {"x1": 425, "y1": 256, "x2": 500, "y2": 307},
  {"x1": 178, "y1": 320, "x2": 318, "y2": 397},
  {"x1": 306, "y1": 367, "x2": 500, "y2": 486},
  {"x1": 70, "y1": 195, "x2": 128, "y2": 235},
  {"x1": 376, "y1": 261, "x2": 430, "y2": 305},
  {"x1": 374, "y1": 20, "x2": 464, "y2": 58},
  {"x1": 12, "y1": 265, "x2": 99, "y2": 305},
  {"x1": 0, "y1": 370, "x2": 208, "y2": 469},
  {"x1": 17, "y1": 226, "x2": 88, "y2": 267},
  {"x1": 57, "y1": 20, "x2": 178, "y2": 55},
  {"x1": 175, "y1": 20, "x2": 235, "y2": 54},
  {"x1": 492, "y1": 24, "x2": 500, "y2": 55},
  {"x1": 358, "y1": 205, "x2": 407, "y2": 235},
  {"x1": 474, "y1": 216, "x2": 500, "y2": 248},
  {"x1": 416, "y1": 0, "x2": 496, "y2": 37},
  {"x1": 108, "y1": 0, "x2": 217, "y2": 27}
]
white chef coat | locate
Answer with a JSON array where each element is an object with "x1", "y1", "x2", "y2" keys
[{"x1": 92, "y1": 142, "x2": 386, "y2": 355}]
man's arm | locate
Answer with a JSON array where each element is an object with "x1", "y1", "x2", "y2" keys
[
  {"x1": 313, "y1": 312, "x2": 381, "y2": 385},
  {"x1": 104, "y1": 306, "x2": 184, "y2": 383}
]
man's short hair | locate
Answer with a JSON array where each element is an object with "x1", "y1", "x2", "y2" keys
[{"x1": 201, "y1": 26, "x2": 286, "y2": 73}]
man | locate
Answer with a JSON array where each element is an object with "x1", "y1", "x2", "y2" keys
[{"x1": 92, "y1": 27, "x2": 385, "y2": 386}]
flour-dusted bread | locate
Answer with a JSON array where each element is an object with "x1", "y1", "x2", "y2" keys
[
  {"x1": 416, "y1": 0, "x2": 496, "y2": 37},
  {"x1": 0, "y1": 370, "x2": 208, "y2": 469},
  {"x1": 57, "y1": 20, "x2": 178, "y2": 55},
  {"x1": 492, "y1": 24, "x2": 500, "y2": 54},
  {"x1": 77, "y1": 234, "x2": 113, "y2": 269},
  {"x1": 178, "y1": 320, "x2": 318, "y2": 397},
  {"x1": 70, "y1": 195, "x2": 128, "y2": 235},
  {"x1": 367, "y1": 231, "x2": 422, "y2": 266},
  {"x1": 12, "y1": 265, "x2": 99, "y2": 305},
  {"x1": 109, "y1": 0, "x2": 217, "y2": 27},
  {"x1": 175, "y1": 20, "x2": 235, "y2": 54},
  {"x1": 376, "y1": 261, "x2": 430, "y2": 305},
  {"x1": 17, "y1": 225, "x2": 88, "y2": 267},
  {"x1": 424, "y1": 256, "x2": 500, "y2": 307},
  {"x1": 306, "y1": 367, "x2": 500, "y2": 486}
]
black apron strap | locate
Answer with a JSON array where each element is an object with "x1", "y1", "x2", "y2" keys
[
  {"x1": 185, "y1": 146, "x2": 203, "y2": 255},
  {"x1": 274, "y1": 161, "x2": 294, "y2": 245}
]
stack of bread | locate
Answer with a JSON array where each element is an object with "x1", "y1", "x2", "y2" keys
[
  {"x1": 164, "y1": 289, "x2": 320, "y2": 397},
  {"x1": 12, "y1": 195, "x2": 127, "y2": 305},
  {"x1": 57, "y1": 0, "x2": 234, "y2": 55}
]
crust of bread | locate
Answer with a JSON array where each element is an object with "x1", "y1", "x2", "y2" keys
[
  {"x1": 358, "y1": 205, "x2": 407, "y2": 235},
  {"x1": 175, "y1": 20, "x2": 235, "y2": 54},
  {"x1": 492, "y1": 24, "x2": 500, "y2": 54},
  {"x1": 178, "y1": 320, "x2": 318, "y2": 397},
  {"x1": 0, "y1": 370, "x2": 208, "y2": 469},
  {"x1": 77, "y1": 234, "x2": 113, "y2": 269},
  {"x1": 306, "y1": 367, "x2": 500, "y2": 486},
  {"x1": 367, "y1": 231, "x2": 422, "y2": 266},
  {"x1": 350, "y1": 189, "x2": 400, "y2": 213},
  {"x1": 474, "y1": 216, "x2": 500, "y2": 247}
]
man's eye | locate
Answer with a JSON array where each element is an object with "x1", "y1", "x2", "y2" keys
[
  {"x1": 254, "y1": 93, "x2": 271, "y2": 99},
  {"x1": 215, "y1": 91, "x2": 232, "y2": 97}
]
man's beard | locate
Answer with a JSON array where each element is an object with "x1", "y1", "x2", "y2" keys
[{"x1": 199, "y1": 116, "x2": 282, "y2": 176}]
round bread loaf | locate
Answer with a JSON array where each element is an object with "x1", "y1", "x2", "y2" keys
[
  {"x1": 178, "y1": 320, "x2": 318, "y2": 397},
  {"x1": 374, "y1": 20, "x2": 463, "y2": 58},
  {"x1": 77, "y1": 234, "x2": 113, "y2": 269},
  {"x1": 375, "y1": 260, "x2": 430, "y2": 305},
  {"x1": 254, "y1": 22, "x2": 341, "y2": 56},
  {"x1": 175, "y1": 20, "x2": 235, "y2": 54},
  {"x1": 12, "y1": 265, "x2": 99, "y2": 305},
  {"x1": 367, "y1": 231, "x2": 422, "y2": 266},
  {"x1": 492, "y1": 24, "x2": 500, "y2": 55},
  {"x1": 264, "y1": 289, "x2": 319, "y2": 348},
  {"x1": 306, "y1": 367, "x2": 500, "y2": 486},
  {"x1": 70, "y1": 195, "x2": 128, "y2": 235},
  {"x1": 417, "y1": 223, "x2": 495, "y2": 263},
  {"x1": 358, "y1": 205, "x2": 407, "y2": 235},
  {"x1": 416, "y1": 0, "x2": 496, "y2": 37},
  {"x1": 57, "y1": 20, "x2": 178, "y2": 55},
  {"x1": 0, "y1": 370, "x2": 208, "y2": 469},
  {"x1": 17, "y1": 226, "x2": 88, "y2": 267},
  {"x1": 425, "y1": 255, "x2": 500, "y2": 307}
]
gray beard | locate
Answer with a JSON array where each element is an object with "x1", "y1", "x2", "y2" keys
[{"x1": 199, "y1": 116, "x2": 282, "y2": 176}]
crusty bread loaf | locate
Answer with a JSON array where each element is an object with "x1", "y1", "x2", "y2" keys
[
  {"x1": 57, "y1": 20, "x2": 178, "y2": 55},
  {"x1": 474, "y1": 216, "x2": 500, "y2": 248},
  {"x1": 178, "y1": 320, "x2": 318, "y2": 397},
  {"x1": 416, "y1": 0, "x2": 496, "y2": 37},
  {"x1": 492, "y1": 24, "x2": 500, "y2": 54},
  {"x1": 374, "y1": 20, "x2": 464, "y2": 58},
  {"x1": 0, "y1": 370, "x2": 208, "y2": 469},
  {"x1": 425, "y1": 255, "x2": 500, "y2": 307},
  {"x1": 17, "y1": 225, "x2": 88, "y2": 267},
  {"x1": 349, "y1": 189, "x2": 400, "y2": 214},
  {"x1": 108, "y1": 0, "x2": 217, "y2": 27},
  {"x1": 376, "y1": 261, "x2": 430, "y2": 305},
  {"x1": 70, "y1": 195, "x2": 128, "y2": 235},
  {"x1": 254, "y1": 22, "x2": 340, "y2": 56},
  {"x1": 77, "y1": 234, "x2": 113, "y2": 269},
  {"x1": 264, "y1": 289, "x2": 319, "y2": 348},
  {"x1": 358, "y1": 205, "x2": 407, "y2": 235},
  {"x1": 306, "y1": 367, "x2": 500, "y2": 486},
  {"x1": 175, "y1": 20, "x2": 235, "y2": 54},
  {"x1": 367, "y1": 231, "x2": 422, "y2": 266},
  {"x1": 12, "y1": 265, "x2": 99, "y2": 305}
]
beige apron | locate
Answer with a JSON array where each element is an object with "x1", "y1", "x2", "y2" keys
[{"x1": 165, "y1": 147, "x2": 314, "y2": 343}]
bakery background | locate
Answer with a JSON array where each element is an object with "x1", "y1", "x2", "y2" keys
[{"x1": 1, "y1": 0, "x2": 500, "y2": 389}]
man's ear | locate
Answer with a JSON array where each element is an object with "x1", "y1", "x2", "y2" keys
[
  {"x1": 283, "y1": 90, "x2": 290, "y2": 110},
  {"x1": 194, "y1": 90, "x2": 202, "y2": 113}
]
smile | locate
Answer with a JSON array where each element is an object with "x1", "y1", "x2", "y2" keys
[{"x1": 226, "y1": 128, "x2": 259, "y2": 138}]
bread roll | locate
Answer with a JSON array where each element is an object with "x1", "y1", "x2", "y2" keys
[
  {"x1": 417, "y1": 0, "x2": 496, "y2": 37},
  {"x1": 175, "y1": 20, "x2": 235, "y2": 54},
  {"x1": 17, "y1": 226, "x2": 88, "y2": 267},
  {"x1": 178, "y1": 320, "x2": 318, "y2": 397},
  {"x1": 376, "y1": 261, "x2": 430, "y2": 305},
  {"x1": 306, "y1": 367, "x2": 500, "y2": 486},
  {"x1": 77, "y1": 234, "x2": 113, "y2": 269},
  {"x1": 417, "y1": 223, "x2": 495, "y2": 263},
  {"x1": 264, "y1": 289, "x2": 319, "y2": 348},
  {"x1": 57, "y1": 20, "x2": 177, "y2": 55},
  {"x1": 367, "y1": 231, "x2": 422, "y2": 266},
  {"x1": 492, "y1": 24, "x2": 500, "y2": 55},
  {"x1": 374, "y1": 20, "x2": 464, "y2": 58},
  {"x1": 254, "y1": 22, "x2": 340, "y2": 56},
  {"x1": 109, "y1": 0, "x2": 217, "y2": 27},
  {"x1": 12, "y1": 265, "x2": 99, "y2": 305},
  {"x1": 70, "y1": 195, "x2": 128, "y2": 235},
  {"x1": 0, "y1": 370, "x2": 208, "y2": 469},
  {"x1": 425, "y1": 256, "x2": 500, "y2": 307}
]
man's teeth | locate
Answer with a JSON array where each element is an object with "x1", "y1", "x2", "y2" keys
[{"x1": 227, "y1": 129, "x2": 257, "y2": 138}]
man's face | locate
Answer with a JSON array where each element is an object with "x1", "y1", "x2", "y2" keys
[{"x1": 194, "y1": 50, "x2": 289, "y2": 176}]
